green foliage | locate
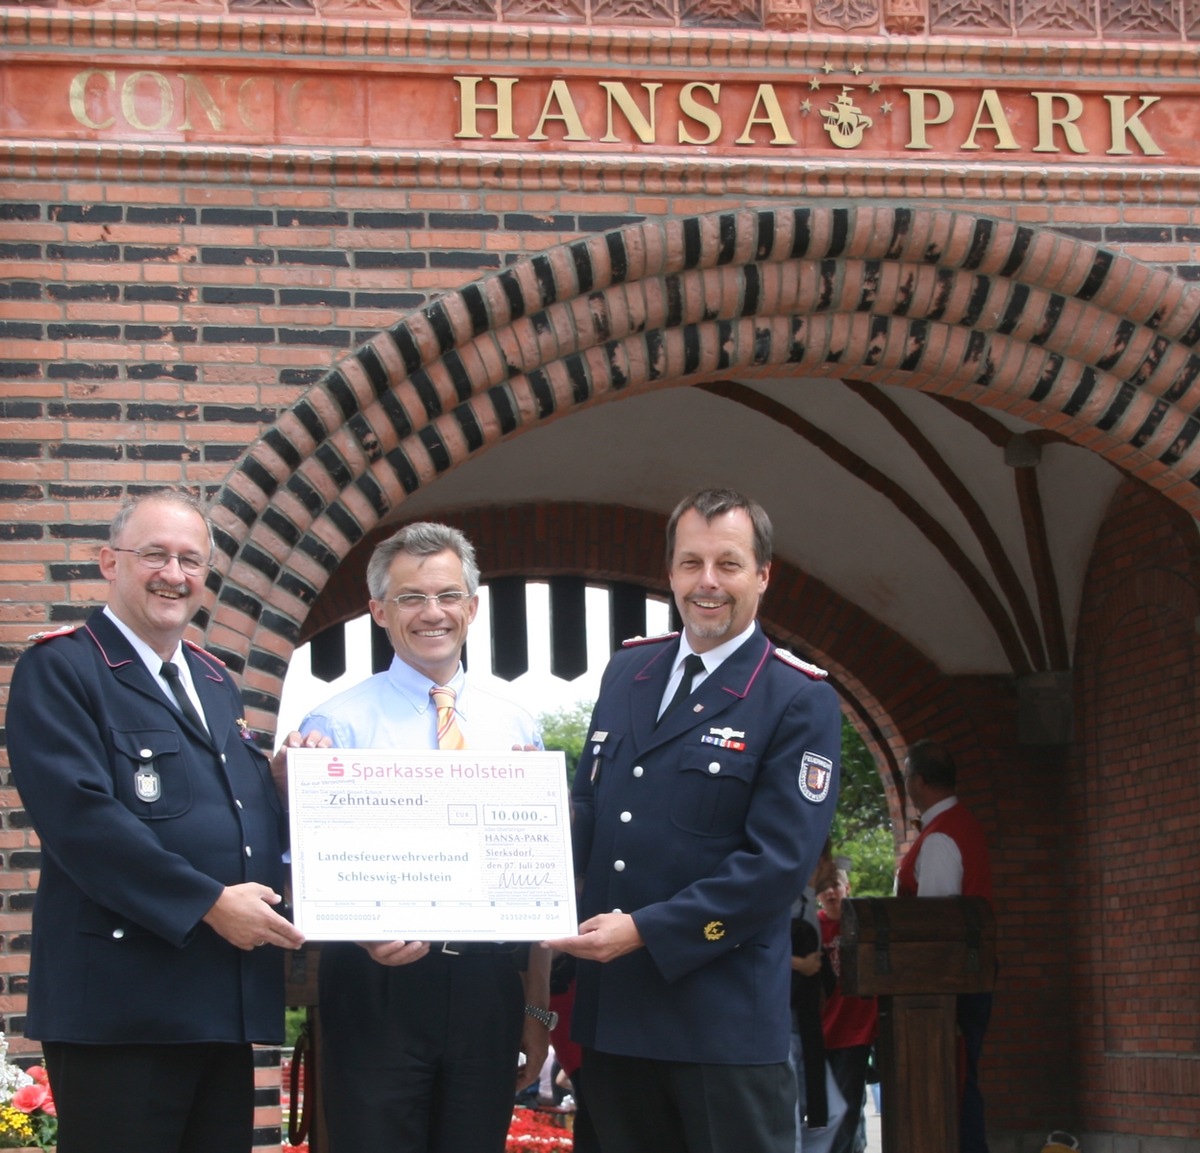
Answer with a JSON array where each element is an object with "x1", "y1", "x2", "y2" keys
[
  {"x1": 831, "y1": 721, "x2": 896, "y2": 897},
  {"x1": 285, "y1": 1006, "x2": 308, "y2": 1049},
  {"x1": 537, "y1": 701, "x2": 593, "y2": 784}
]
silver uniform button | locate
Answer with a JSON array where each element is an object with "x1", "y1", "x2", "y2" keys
[
  {"x1": 139, "y1": 748, "x2": 153, "y2": 760},
  {"x1": 708, "y1": 762, "x2": 721, "y2": 774},
  {"x1": 613, "y1": 908, "x2": 623, "y2": 914},
  {"x1": 221, "y1": 753, "x2": 227, "y2": 764},
  {"x1": 112, "y1": 928, "x2": 125, "y2": 940},
  {"x1": 244, "y1": 845, "x2": 253, "y2": 857},
  {"x1": 620, "y1": 811, "x2": 632, "y2": 822},
  {"x1": 633, "y1": 766, "x2": 644, "y2": 778},
  {"x1": 613, "y1": 860, "x2": 626, "y2": 871},
  {"x1": 235, "y1": 799, "x2": 243, "y2": 809},
  {"x1": 592, "y1": 744, "x2": 601, "y2": 755}
]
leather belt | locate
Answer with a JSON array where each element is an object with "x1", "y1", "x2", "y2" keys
[{"x1": 430, "y1": 941, "x2": 519, "y2": 956}]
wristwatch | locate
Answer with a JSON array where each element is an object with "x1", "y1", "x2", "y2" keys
[{"x1": 524, "y1": 1003, "x2": 559, "y2": 1029}]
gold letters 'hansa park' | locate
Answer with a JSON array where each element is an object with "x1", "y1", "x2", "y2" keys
[{"x1": 1, "y1": 58, "x2": 1182, "y2": 162}]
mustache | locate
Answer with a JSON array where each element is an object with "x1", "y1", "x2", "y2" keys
[{"x1": 147, "y1": 579, "x2": 190, "y2": 596}]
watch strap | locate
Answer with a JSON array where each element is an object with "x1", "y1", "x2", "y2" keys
[{"x1": 524, "y1": 1003, "x2": 558, "y2": 1029}]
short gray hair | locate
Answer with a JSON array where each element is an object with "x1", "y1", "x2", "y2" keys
[
  {"x1": 366, "y1": 522, "x2": 480, "y2": 600},
  {"x1": 109, "y1": 488, "x2": 213, "y2": 553}
]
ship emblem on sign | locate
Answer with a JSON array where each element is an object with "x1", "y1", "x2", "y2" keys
[{"x1": 822, "y1": 87, "x2": 874, "y2": 148}]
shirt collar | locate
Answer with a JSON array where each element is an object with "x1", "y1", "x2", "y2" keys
[
  {"x1": 919, "y1": 795, "x2": 958, "y2": 826},
  {"x1": 386, "y1": 655, "x2": 466, "y2": 714},
  {"x1": 103, "y1": 605, "x2": 186, "y2": 682},
  {"x1": 675, "y1": 620, "x2": 758, "y2": 677}
]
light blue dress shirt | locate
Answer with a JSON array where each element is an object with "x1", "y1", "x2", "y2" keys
[{"x1": 299, "y1": 655, "x2": 542, "y2": 752}]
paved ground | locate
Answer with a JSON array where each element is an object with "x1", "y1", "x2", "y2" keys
[{"x1": 865, "y1": 1105, "x2": 882, "y2": 1150}]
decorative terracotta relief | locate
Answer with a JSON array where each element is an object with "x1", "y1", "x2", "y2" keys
[
  {"x1": 1101, "y1": 0, "x2": 1179, "y2": 37},
  {"x1": 930, "y1": 0, "x2": 1011, "y2": 32},
  {"x1": 413, "y1": 0, "x2": 496, "y2": 17},
  {"x1": 593, "y1": 0, "x2": 674, "y2": 22},
  {"x1": 812, "y1": 0, "x2": 878, "y2": 30},
  {"x1": 681, "y1": 0, "x2": 760, "y2": 24},
  {"x1": 884, "y1": 0, "x2": 923, "y2": 33},
  {"x1": 230, "y1": 0, "x2": 314, "y2": 10},
  {"x1": 1016, "y1": 0, "x2": 1096, "y2": 34},
  {"x1": 136, "y1": 0, "x2": 223, "y2": 10},
  {"x1": 1, "y1": 0, "x2": 1198, "y2": 39},
  {"x1": 322, "y1": 0, "x2": 410, "y2": 15},
  {"x1": 504, "y1": 0, "x2": 585, "y2": 21},
  {"x1": 763, "y1": 0, "x2": 808, "y2": 31}
]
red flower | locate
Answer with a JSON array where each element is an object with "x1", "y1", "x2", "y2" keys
[
  {"x1": 506, "y1": 1109, "x2": 573, "y2": 1151},
  {"x1": 12, "y1": 1083, "x2": 50, "y2": 1114},
  {"x1": 24, "y1": 1066, "x2": 48, "y2": 1087}
]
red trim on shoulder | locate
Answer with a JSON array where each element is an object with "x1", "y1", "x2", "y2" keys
[
  {"x1": 28, "y1": 624, "x2": 80, "y2": 644},
  {"x1": 184, "y1": 638, "x2": 229, "y2": 684},
  {"x1": 773, "y1": 648, "x2": 829, "y2": 680},
  {"x1": 184, "y1": 638, "x2": 226, "y2": 667},
  {"x1": 621, "y1": 631, "x2": 679, "y2": 648}
]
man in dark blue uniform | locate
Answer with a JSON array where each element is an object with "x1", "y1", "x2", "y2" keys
[
  {"x1": 547, "y1": 488, "x2": 841, "y2": 1153},
  {"x1": 6, "y1": 488, "x2": 319, "y2": 1153}
]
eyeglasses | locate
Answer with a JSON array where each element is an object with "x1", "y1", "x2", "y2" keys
[
  {"x1": 112, "y1": 547, "x2": 211, "y2": 576},
  {"x1": 386, "y1": 591, "x2": 472, "y2": 612}
]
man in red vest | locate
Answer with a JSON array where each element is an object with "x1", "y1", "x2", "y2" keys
[{"x1": 895, "y1": 740, "x2": 993, "y2": 1153}]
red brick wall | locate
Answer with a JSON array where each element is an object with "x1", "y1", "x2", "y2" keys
[
  {"x1": 1067, "y1": 479, "x2": 1200, "y2": 1138},
  {"x1": 6, "y1": 38, "x2": 1200, "y2": 1147}
]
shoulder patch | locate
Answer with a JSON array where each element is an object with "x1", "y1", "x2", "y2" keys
[
  {"x1": 774, "y1": 648, "x2": 828, "y2": 680},
  {"x1": 622, "y1": 630, "x2": 679, "y2": 648},
  {"x1": 28, "y1": 624, "x2": 80, "y2": 644},
  {"x1": 184, "y1": 638, "x2": 227, "y2": 667}
]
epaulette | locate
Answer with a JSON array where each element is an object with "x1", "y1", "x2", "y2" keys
[
  {"x1": 774, "y1": 648, "x2": 828, "y2": 680},
  {"x1": 28, "y1": 624, "x2": 80, "y2": 644},
  {"x1": 184, "y1": 638, "x2": 227, "y2": 667},
  {"x1": 622, "y1": 630, "x2": 679, "y2": 648}
]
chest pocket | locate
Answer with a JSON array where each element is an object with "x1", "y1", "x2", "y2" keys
[
  {"x1": 671, "y1": 746, "x2": 757, "y2": 838},
  {"x1": 111, "y1": 727, "x2": 194, "y2": 820}
]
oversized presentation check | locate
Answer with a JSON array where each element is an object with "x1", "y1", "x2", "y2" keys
[{"x1": 287, "y1": 747, "x2": 577, "y2": 941}]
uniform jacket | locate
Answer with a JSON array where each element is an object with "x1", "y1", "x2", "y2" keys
[
  {"x1": 570, "y1": 625, "x2": 840, "y2": 1065},
  {"x1": 895, "y1": 799, "x2": 993, "y2": 902},
  {"x1": 7, "y1": 609, "x2": 289, "y2": 1044}
]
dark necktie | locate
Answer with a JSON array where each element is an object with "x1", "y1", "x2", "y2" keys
[
  {"x1": 160, "y1": 660, "x2": 205, "y2": 731},
  {"x1": 658, "y1": 653, "x2": 706, "y2": 726}
]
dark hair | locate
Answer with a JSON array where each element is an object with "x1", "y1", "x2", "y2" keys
[
  {"x1": 906, "y1": 739, "x2": 957, "y2": 790},
  {"x1": 664, "y1": 488, "x2": 773, "y2": 570},
  {"x1": 366, "y1": 522, "x2": 480, "y2": 600}
]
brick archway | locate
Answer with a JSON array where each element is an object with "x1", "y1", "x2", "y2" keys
[{"x1": 205, "y1": 203, "x2": 1200, "y2": 745}]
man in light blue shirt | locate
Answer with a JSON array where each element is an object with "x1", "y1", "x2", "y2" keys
[{"x1": 300, "y1": 521, "x2": 550, "y2": 1153}]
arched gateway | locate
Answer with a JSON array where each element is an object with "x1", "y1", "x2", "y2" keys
[{"x1": 4, "y1": 5, "x2": 1200, "y2": 1148}]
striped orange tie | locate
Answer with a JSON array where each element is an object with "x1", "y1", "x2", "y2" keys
[{"x1": 430, "y1": 685, "x2": 466, "y2": 750}]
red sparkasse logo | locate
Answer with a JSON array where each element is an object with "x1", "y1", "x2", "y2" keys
[{"x1": 326, "y1": 758, "x2": 345, "y2": 778}]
